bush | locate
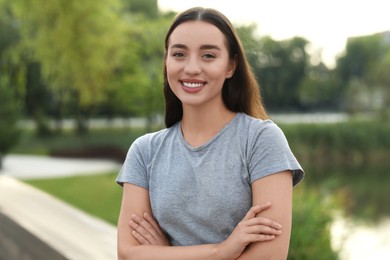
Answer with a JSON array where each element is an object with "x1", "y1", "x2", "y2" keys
[
  {"x1": 281, "y1": 121, "x2": 390, "y2": 167},
  {"x1": 289, "y1": 184, "x2": 338, "y2": 259}
]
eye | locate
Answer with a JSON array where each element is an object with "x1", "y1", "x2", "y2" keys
[
  {"x1": 202, "y1": 53, "x2": 216, "y2": 59},
  {"x1": 171, "y1": 52, "x2": 185, "y2": 58}
]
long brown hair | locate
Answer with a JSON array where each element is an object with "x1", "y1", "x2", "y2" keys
[{"x1": 163, "y1": 7, "x2": 268, "y2": 127}]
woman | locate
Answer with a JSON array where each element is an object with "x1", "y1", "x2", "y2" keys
[{"x1": 117, "y1": 7, "x2": 304, "y2": 259}]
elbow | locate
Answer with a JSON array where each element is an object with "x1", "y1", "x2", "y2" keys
[
  {"x1": 117, "y1": 245, "x2": 136, "y2": 260},
  {"x1": 117, "y1": 247, "x2": 128, "y2": 260}
]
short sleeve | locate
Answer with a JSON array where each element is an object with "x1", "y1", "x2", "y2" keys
[
  {"x1": 248, "y1": 121, "x2": 304, "y2": 186},
  {"x1": 116, "y1": 137, "x2": 149, "y2": 189}
]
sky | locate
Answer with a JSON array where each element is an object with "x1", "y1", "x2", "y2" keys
[{"x1": 158, "y1": 0, "x2": 389, "y2": 68}]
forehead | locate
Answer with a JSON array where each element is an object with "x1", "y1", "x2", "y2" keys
[{"x1": 168, "y1": 21, "x2": 227, "y2": 48}]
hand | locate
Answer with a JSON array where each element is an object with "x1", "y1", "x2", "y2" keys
[
  {"x1": 217, "y1": 202, "x2": 282, "y2": 260},
  {"x1": 129, "y1": 212, "x2": 171, "y2": 246}
]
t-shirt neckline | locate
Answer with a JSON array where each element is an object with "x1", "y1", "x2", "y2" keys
[{"x1": 177, "y1": 113, "x2": 241, "y2": 152}]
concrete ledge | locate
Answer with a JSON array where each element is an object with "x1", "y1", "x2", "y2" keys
[
  {"x1": 0, "y1": 212, "x2": 66, "y2": 260},
  {"x1": 0, "y1": 175, "x2": 117, "y2": 260}
]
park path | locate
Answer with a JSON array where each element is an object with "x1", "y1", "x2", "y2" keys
[
  {"x1": 1, "y1": 154, "x2": 122, "y2": 179},
  {"x1": 0, "y1": 154, "x2": 122, "y2": 260}
]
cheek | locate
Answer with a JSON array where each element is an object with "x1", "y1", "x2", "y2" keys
[
  {"x1": 166, "y1": 66, "x2": 179, "y2": 93},
  {"x1": 166, "y1": 60, "x2": 179, "y2": 77},
  {"x1": 166, "y1": 68, "x2": 176, "y2": 86}
]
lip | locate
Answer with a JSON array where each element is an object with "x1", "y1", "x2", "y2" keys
[
  {"x1": 180, "y1": 79, "x2": 206, "y2": 93},
  {"x1": 181, "y1": 78, "x2": 205, "y2": 83}
]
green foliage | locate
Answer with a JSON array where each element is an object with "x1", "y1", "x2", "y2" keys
[
  {"x1": 237, "y1": 25, "x2": 329, "y2": 111},
  {"x1": 1, "y1": 0, "x2": 171, "y2": 133},
  {"x1": 11, "y1": 126, "x2": 147, "y2": 155},
  {"x1": 0, "y1": 4, "x2": 19, "y2": 55},
  {"x1": 298, "y1": 63, "x2": 341, "y2": 110},
  {"x1": 253, "y1": 36, "x2": 310, "y2": 110},
  {"x1": 344, "y1": 78, "x2": 376, "y2": 114},
  {"x1": 1, "y1": 0, "x2": 389, "y2": 129},
  {"x1": 104, "y1": 15, "x2": 170, "y2": 122},
  {"x1": 10, "y1": 0, "x2": 126, "y2": 107},
  {"x1": 0, "y1": 76, "x2": 21, "y2": 164},
  {"x1": 281, "y1": 120, "x2": 390, "y2": 166},
  {"x1": 307, "y1": 165, "x2": 390, "y2": 222},
  {"x1": 334, "y1": 33, "x2": 390, "y2": 117},
  {"x1": 371, "y1": 50, "x2": 390, "y2": 119},
  {"x1": 336, "y1": 34, "x2": 386, "y2": 84},
  {"x1": 0, "y1": 0, "x2": 25, "y2": 107},
  {"x1": 24, "y1": 173, "x2": 122, "y2": 225},
  {"x1": 289, "y1": 184, "x2": 338, "y2": 259},
  {"x1": 122, "y1": 0, "x2": 159, "y2": 18}
]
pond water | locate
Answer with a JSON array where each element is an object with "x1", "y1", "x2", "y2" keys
[
  {"x1": 306, "y1": 164, "x2": 390, "y2": 259},
  {"x1": 331, "y1": 213, "x2": 390, "y2": 259}
]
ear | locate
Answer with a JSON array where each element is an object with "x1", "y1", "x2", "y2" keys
[{"x1": 226, "y1": 55, "x2": 237, "y2": 79}]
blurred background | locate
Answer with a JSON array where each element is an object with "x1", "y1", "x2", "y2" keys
[{"x1": 0, "y1": 0, "x2": 389, "y2": 259}]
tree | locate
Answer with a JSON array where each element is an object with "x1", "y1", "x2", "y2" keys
[
  {"x1": 335, "y1": 32, "x2": 390, "y2": 116},
  {"x1": 103, "y1": 13, "x2": 172, "y2": 129},
  {"x1": 122, "y1": 0, "x2": 159, "y2": 18},
  {"x1": 371, "y1": 48, "x2": 390, "y2": 119},
  {"x1": 236, "y1": 23, "x2": 261, "y2": 71},
  {"x1": 0, "y1": 0, "x2": 22, "y2": 168},
  {"x1": 336, "y1": 34, "x2": 384, "y2": 85},
  {"x1": 0, "y1": 76, "x2": 21, "y2": 169},
  {"x1": 298, "y1": 62, "x2": 341, "y2": 111},
  {"x1": 10, "y1": 0, "x2": 127, "y2": 133},
  {"x1": 254, "y1": 36, "x2": 310, "y2": 111}
]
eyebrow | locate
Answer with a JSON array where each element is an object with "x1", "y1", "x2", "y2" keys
[{"x1": 170, "y1": 43, "x2": 221, "y2": 51}]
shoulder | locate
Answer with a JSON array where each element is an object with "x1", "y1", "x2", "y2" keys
[
  {"x1": 123, "y1": 124, "x2": 178, "y2": 167},
  {"x1": 132, "y1": 124, "x2": 177, "y2": 148},
  {"x1": 134, "y1": 124, "x2": 176, "y2": 145},
  {"x1": 237, "y1": 113, "x2": 285, "y2": 142}
]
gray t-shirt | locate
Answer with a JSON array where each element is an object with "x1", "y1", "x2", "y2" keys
[{"x1": 116, "y1": 113, "x2": 304, "y2": 246}]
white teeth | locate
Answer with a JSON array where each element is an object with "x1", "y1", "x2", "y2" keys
[{"x1": 182, "y1": 82, "x2": 204, "y2": 88}]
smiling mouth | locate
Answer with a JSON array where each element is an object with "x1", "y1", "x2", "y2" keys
[{"x1": 181, "y1": 81, "x2": 205, "y2": 88}]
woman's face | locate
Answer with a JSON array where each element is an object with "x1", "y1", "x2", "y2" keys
[{"x1": 166, "y1": 21, "x2": 236, "y2": 108}]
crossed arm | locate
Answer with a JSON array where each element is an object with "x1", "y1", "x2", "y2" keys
[{"x1": 117, "y1": 170, "x2": 293, "y2": 260}]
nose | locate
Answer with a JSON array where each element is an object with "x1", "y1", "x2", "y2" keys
[{"x1": 184, "y1": 56, "x2": 201, "y2": 75}]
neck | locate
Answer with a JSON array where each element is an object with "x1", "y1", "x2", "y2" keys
[{"x1": 180, "y1": 103, "x2": 236, "y2": 147}]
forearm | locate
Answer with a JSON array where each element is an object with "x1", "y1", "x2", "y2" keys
[
  {"x1": 118, "y1": 244, "x2": 230, "y2": 260},
  {"x1": 236, "y1": 243, "x2": 288, "y2": 260}
]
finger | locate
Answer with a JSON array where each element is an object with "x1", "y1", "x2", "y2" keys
[
  {"x1": 246, "y1": 225, "x2": 282, "y2": 236},
  {"x1": 131, "y1": 230, "x2": 151, "y2": 245},
  {"x1": 131, "y1": 213, "x2": 143, "y2": 224},
  {"x1": 129, "y1": 219, "x2": 138, "y2": 229},
  {"x1": 253, "y1": 234, "x2": 276, "y2": 242},
  {"x1": 129, "y1": 219, "x2": 155, "y2": 244},
  {"x1": 243, "y1": 202, "x2": 272, "y2": 220},
  {"x1": 245, "y1": 216, "x2": 282, "y2": 229},
  {"x1": 239, "y1": 233, "x2": 276, "y2": 245},
  {"x1": 131, "y1": 214, "x2": 159, "y2": 240},
  {"x1": 143, "y1": 212, "x2": 164, "y2": 236}
]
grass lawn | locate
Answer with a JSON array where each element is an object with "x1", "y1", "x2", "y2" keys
[
  {"x1": 16, "y1": 127, "x2": 145, "y2": 226},
  {"x1": 24, "y1": 172, "x2": 122, "y2": 225}
]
